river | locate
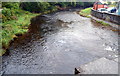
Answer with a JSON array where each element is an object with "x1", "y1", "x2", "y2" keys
[{"x1": 2, "y1": 10, "x2": 119, "y2": 74}]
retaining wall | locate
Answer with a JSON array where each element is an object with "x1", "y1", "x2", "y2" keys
[{"x1": 91, "y1": 9, "x2": 120, "y2": 25}]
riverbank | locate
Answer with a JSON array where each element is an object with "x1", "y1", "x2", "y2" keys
[
  {"x1": 1, "y1": 12, "x2": 39, "y2": 56},
  {"x1": 1, "y1": 8, "x2": 69, "y2": 56},
  {"x1": 2, "y1": 3, "x2": 66, "y2": 56},
  {"x1": 1, "y1": 9, "x2": 66, "y2": 56},
  {"x1": 79, "y1": 8, "x2": 120, "y2": 29},
  {"x1": 91, "y1": 16, "x2": 119, "y2": 30}
]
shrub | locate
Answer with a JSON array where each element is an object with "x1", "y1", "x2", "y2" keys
[
  {"x1": 20, "y1": 2, "x2": 50, "y2": 13},
  {"x1": 2, "y1": 8, "x2": 15, "y2": 22},
  {"x1": 2, "y1": 7, "x2": 28, "y2": 23},
  {"x1": 2, "y1": 2, "x2": 20, "y2": 9}
]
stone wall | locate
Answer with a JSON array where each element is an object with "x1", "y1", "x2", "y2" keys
[{"x1": 91, "y1": 9, "x2": 120, "y2": 25}]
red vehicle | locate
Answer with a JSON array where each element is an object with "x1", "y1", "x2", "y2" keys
[{"x1": 93, "y1": 2, "x2": 108, "y2": 10}]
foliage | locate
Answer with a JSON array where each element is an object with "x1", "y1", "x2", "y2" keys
[
  {"x1": 55, "y1": 2, "x2": 69, "y2": 8},
  {"x1": 2, "y1": 7, "x2": 30, "y2": 23},
  {"x1": 83, "y1": 2, "x2": 93, "y2": 8},
  {"x1": 20, "y1": 2, "x2": 51, "y2": 13},
  {"x1": 2, "y1": 2, "x2": 20, "y2": 9},
  {"x1": 20, "y1": 2, "x2": 94, "y2": 13}
]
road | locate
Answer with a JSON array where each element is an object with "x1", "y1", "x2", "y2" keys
[{"x1": 2, "y1": 10, "x2": 119, "y2": 74}]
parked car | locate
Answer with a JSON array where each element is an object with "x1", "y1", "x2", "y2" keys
[
  {"x1": 107, "y1": 7, "x2": 117, "y2": 13},
  {"x1": 97, "y1": 8, "x2": 108, "y2": 13}
]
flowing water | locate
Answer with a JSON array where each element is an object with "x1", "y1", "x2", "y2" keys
[{"x1": 2, "y1": 10, "x2": 119, "y2": 74}]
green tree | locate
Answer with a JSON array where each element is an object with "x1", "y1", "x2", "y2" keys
[{"x1": 20, "y1": 2, "x2": 50, "y2": 13}]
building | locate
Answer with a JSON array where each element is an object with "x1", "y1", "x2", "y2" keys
[{"x1": 93, "y1": 2, "x2": 108, "y2": 10}]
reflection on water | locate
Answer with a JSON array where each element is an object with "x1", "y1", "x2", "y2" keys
[{"x1": 2, "y1": 10, "x2": 118, "y2": 74}]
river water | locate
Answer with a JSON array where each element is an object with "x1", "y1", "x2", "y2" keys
[{"x1": 2, "y1": 10, "x2": 119, "y2": 74}]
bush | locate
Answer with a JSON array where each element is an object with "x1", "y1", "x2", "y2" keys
[
  {"x1": 2, "y1": 8, "x2": 12, "y2": 22},
  {"x1": 2, "y1": 8, "x2": 17, "y2": 22},
  {"x1": 2, "y1": 2, "x2": 20, "y2": 9},
  {"x1": 20, "y1": 2, "x2": 50, "y2": 13},
  {"x1": 48, "y1": 6, "x2": 57, "y2": 12},
  {"x1": 2, "y1": 7, "x2": 29, "y2": 23}
]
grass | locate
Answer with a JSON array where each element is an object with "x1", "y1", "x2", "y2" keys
[
  {"x1": 96, "y1": 20, "x2": 110, "y2": 26},
  {"x1": 79, "y1": 7, "x2": 92, "y2": 18},
  {"x1": 0, "y1": 13, "x2": 39, "y2": 56}
]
